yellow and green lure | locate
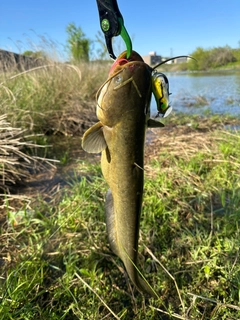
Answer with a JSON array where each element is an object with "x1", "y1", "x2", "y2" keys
[
  {"x1": 151, "y1": 55, "x2": 192, "y2": 117},
  {"x1": 152, "y1": 71, "x2": 172, "y2": 118}
]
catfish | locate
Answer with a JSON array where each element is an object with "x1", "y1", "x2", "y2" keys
[{"x1": 82, "y1": 50, "x2": 164, "y2": 297}]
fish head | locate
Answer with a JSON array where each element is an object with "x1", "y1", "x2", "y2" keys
[{"x1": 96, "y1": 51, "x2": 152, "y2": 126}]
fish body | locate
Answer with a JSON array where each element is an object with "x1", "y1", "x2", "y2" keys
[{"x1": 82, "y1": 51, "x2": 163, "y2": 297}]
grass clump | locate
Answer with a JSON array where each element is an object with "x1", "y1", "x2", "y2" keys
[
  {"x1": 0, "y1": 114, "x2": 56, "y2": 194},
  {"x1": 0, "y1": 61, "x2": 109, "y2": 136},
  {"x1": 0, "y1": 118, "x2": 240, "y2": 319},
  {"x1": 0, "y1": 59, "x2": 108, "y2": 192},
  {"x1": 143, "y1": 124, "x2": 240, "y2": 318},
  {"x1": 183, "y1": 95, "x2": 210, "y2": 108}
]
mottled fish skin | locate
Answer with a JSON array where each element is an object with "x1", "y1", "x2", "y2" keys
[{"x1": 82, "y1": 51, "x2": 163, "y2": 297}]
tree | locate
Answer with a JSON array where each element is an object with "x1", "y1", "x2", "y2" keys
[
  {"x1": 188, "y1": 46, "x2": 237, "y2": 71},
  {"x1": 188, "y1": 47, "x2": 210, "y2": 71},
  {"x1": 209, "y1": 46, "x2": 236, "y2": 67},
  {"x1": 23, "y1": 50, "x2": 46, "y2": 59},
  {"x1": 66, "y1": 23, "x2": 90, "y2": 62}
]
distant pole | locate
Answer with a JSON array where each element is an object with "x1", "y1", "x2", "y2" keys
[{"x1": 170, "y1": 48, "x2": 173, "y2": 57}]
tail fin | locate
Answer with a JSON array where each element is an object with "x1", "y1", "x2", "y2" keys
[
  {"x1": 122, "y1": 252, "x2": 159, "y2": 298},
  {"x1": 105, "y1": 189, "x2": 158, "y2": 298}
]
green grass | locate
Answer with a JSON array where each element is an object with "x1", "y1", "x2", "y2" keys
[{"x1": 0, "y1": 122, "x2": 240, "y2": 319}]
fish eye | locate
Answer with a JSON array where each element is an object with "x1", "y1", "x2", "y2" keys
[
  {"x1": 162, "y1": 74, "x2": 169, "y2": 84},
  {"x1": 114, "y1": 75, "x2": 122, "y2": 84}
]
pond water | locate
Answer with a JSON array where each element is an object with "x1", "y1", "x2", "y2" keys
[{"x1": 151, "y1": 71, "x2": 240, "y2": 116}]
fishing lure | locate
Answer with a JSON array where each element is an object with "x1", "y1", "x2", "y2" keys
[
  {"x1": 152, "y1": 71, "x2": 172, "y2": 118},
  {"x1": 151, "y1": 55, "x2": 193, "y2": 118}
]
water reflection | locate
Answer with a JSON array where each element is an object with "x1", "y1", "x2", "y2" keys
[{"x1": 151, "y1": 71, "x2": 240, "y2": 115}]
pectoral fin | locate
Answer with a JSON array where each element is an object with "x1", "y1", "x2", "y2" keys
[
  {"x1": 82, "y1": 122, "x2": 107, "y2": 153},
  {"x1": 147, "y1": 119, "x2": 165, "y2": 128}
]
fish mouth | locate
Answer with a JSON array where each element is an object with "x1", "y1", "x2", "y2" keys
[{"x1": 109, "y1": 50, "x2": 145, "y2": 76}]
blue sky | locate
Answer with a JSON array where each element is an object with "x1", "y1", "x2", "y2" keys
[{"x1": 1, "y1": 0, "x2": 240, "y2": 60}]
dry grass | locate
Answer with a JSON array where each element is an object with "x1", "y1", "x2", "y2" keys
[
  {"x1": 0, "y1": 114, "x2": 56, "y2": 194},
  {"x1": 0, "y1": 59, "x2": 108, "y2": 196},
  {"x1": 145, "y1": 116, "x2": 229, "y2": 162},
  {"x1": 0, "y1": 61, "x2": 108, "y2": 136}
]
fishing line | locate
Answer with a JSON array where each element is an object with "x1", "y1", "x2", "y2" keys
[{"x1": 152, "y1": 55, "x2": 196, "y2": 70}]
